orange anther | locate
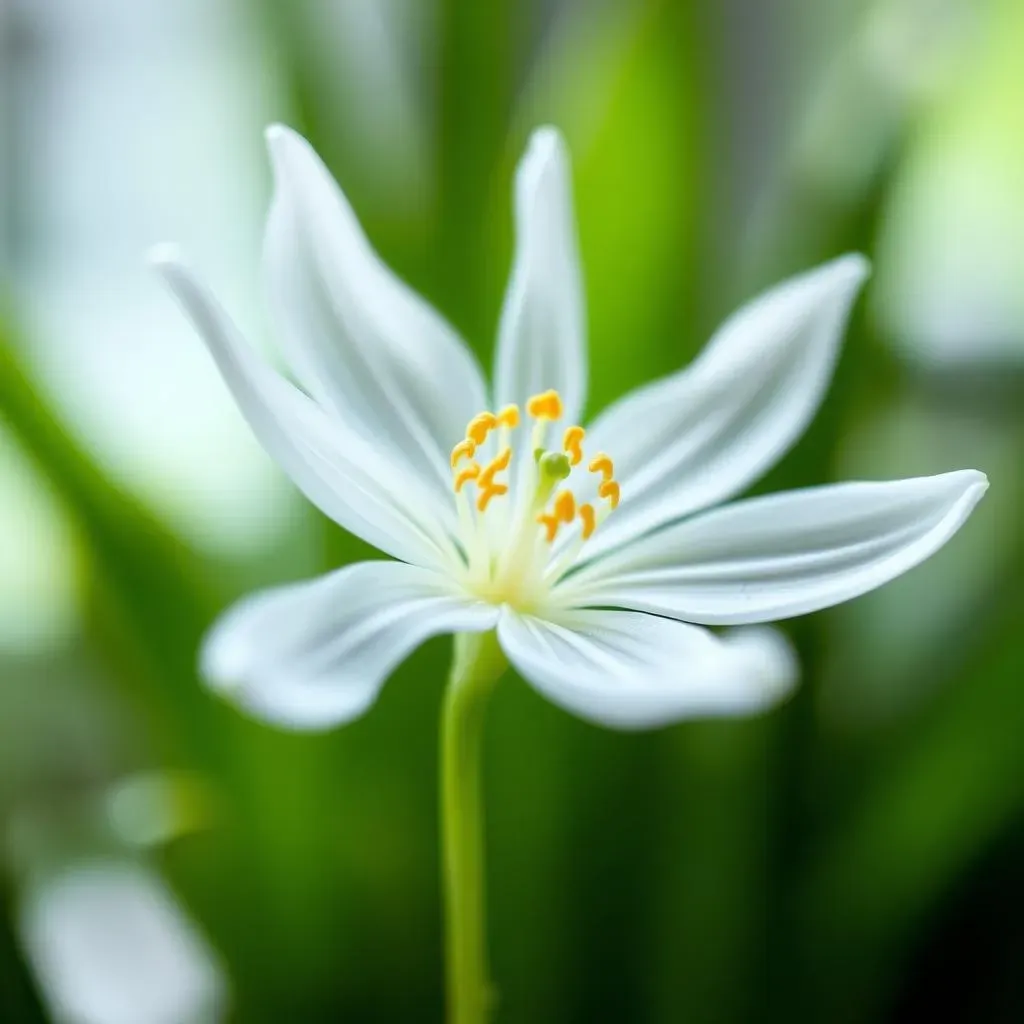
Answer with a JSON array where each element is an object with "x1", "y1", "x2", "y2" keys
[
  {"x1": 553, "y1": 490, "x2": 576, "y2": 523},
  {"x1": 451, "y1": 439, "x2": 476, "y2": 467},
  {"x1": 476, "y1": 485, "x2": 508, "y2": 512},
  {"x1": 589, "y1": 453, "x2": 614, "y2": 481},
  {"x1": 536, "y1": 512, "x2": 560, "y2": 543},
  {"x1": 479, "y1": 446, "x2": 512, "y2": 487},
  {"x1": 598, "y1": 480, "x2": 620, "y2": 509},
  {"x1": 467, "y1": 412, "x2": 498, "y2": 446},
  {"x1": 526, "y1": 390, "x2": 564, "y2": 421},
  {"x1": 563, "y1": 425, "x2": 585, "y2": 466},
  {"x1": 454, "y1": 462, "x2": 481, "y2": 492},
  {"x1": 496, "y1": 404, "x2": 520, "y2": 429},
  {"x1": 578, "y1": 503, "x2": 597, "y2": 539}
]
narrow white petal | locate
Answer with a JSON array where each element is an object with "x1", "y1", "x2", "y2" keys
[
  {"x1": 566, "y1": 471, "x2": 988, "y2": 625},
  {"x1": 498, "y1": 608, "x2": 797, "y2": 729},
  {"x1": 264, "y1": 125, "x2": 487, "y2": 504},
  {"x1": 149, "y1": 248, "x2": 459, "y2": 570},
  {"x1": 19, "y1": 862, "x2": 226, "y2": 1024},
  {"x1": 576, "y1": 256, "x2": 869, "y2": 559},
  {"x1": 203, "y1": 561, "x2": 498, "y2": 731},
  {"x1": 494, "y1": 127, "x2": 587, "y2": 425}
]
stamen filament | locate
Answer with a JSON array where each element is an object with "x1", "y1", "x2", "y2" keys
[
  {"x1": 455, "y1": 463, "x2": 481, "y2": 492},
  {"x1": 477, "y1": 485, "x2": 508, "y2": 512},
  {"x1": 449, "y1": 392, "x2": 621, "y2": 602},
  {"x1": 536, "y1": 513, "x2": 560, "y2": 543},
  {"x1": 598, "y1": 480, "x2": 621, "y2": 509},
  {"x1": 495, "y1": 405, "x2": 520, "y2": 429},
  {"x1": 479, "y1": 447, "x2": 512, "y2": 487}
]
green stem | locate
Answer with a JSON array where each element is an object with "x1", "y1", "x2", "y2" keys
[{"x1": 441, "y1": 631, "x2": 508, "y2": 1024}]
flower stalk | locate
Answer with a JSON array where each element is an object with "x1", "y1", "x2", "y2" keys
[{"x1": 441, "y1": 632, "x2": 507, "y2": 1024}]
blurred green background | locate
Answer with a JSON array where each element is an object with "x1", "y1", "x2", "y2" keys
[{"x1": 1, "y1": 0, "x2": 1023, "y2": 1021}]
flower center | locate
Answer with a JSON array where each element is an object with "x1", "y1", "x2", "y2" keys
[{"x1": 448, "y1": 390, "x2": 620, "y2": 610}]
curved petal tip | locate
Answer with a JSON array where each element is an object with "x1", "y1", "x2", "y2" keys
[
  {"x1": 722, "y1": 627, "x2": 800, "y2": 710},
  {"x1": 518, "y1": 126, "x2": 570, "y2": 189},
  {"x1": 264, "y1": 122, "x2": 302, "y2": 162},
  {"x1": 264, "y1": 122, "x2": 289, "y2": 145},
  {"x1": 827, "y1": 251, "x2": 872, "y2": 285},
  {"x1": 528, "y1": 124, "x2": 567, "y2": 156}
]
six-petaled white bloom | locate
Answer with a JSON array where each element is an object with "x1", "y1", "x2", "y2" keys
[{"x1": 150, "y1": 125, "x2": 987, "y2": 731}]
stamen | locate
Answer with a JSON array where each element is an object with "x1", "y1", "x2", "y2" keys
[
  {"x1": 598, "y1": 480, "x2": 621, "y2": 508},
  {"x1": 495, "y1": 405, "x2": 520, "y2": 429},
  {"x1": 578, "y1": 503, "x2": 597, "y2": 540},
  {"x1": 589, "y1": 453, "x2": 614, "y2": 481},
  {"x1": 454, "y1": 462, "x2": 481, "y2": 492},
  {"x1": 451, "y1": 439, "x2": 476, "y2": 467},
  {"x1": 477, "y1": 485, "x2": 508, "y2": 512},
  {"x1": 536, "y1": 513, "x2": 560, "y2": 543},
  {"x1": 526, "y1": 390, "x2": 564, "y2": 421},
  {"x1": 563, "y1": 426, "x2": 585, "y2": 466},
  {"x1": 450, "y1": 396, "x2": 621, "y2": 595},
  {"x1": 479, "y1": 446, "x2": 512, "y2": 487},
  {"x1": 467, "y1": 412, "x2": 498, "y2": 446},
  {"x1": 553, "y1": 489, "x2": 576, "y2": 523}
]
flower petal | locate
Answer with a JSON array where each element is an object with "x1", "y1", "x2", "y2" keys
[
  {"x1": 19, "y1": 862, "x2": 226, "y2": 1024},
  {"x1": 494, "y1": 127, "x2": 587, "y2": 426},
  {"x1": 565, "y1": 471, "x2": 988, "y2": 625},
  {"x1": 264, "y1": 125, "x2": 487, "y2": 503},
  {"x1": 203, "y1": 561, "x2": 498, "y2": 731},
  {"x1": 498, "y1": 608, "x2": 797, "y2": 729},
  {"x1": 576, "y1": 256, "x2": 870, "y2": 559},
  {"x1": 149, "y1": 248, "x2": 460, "y2": 570}
]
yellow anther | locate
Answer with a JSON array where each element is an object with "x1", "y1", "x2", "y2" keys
[
  {"x1": 454, "y1": 462, "x2": 481, "y2": 493},
  {"x1": 536, "y1": 512, "x2": 560, "y2": 543},
  {"x1": 563, "y1": 425, "x2": 585, "y2": 466},
  {"x1": 589, "y1": 453, "x2": 614, "y2": 481},
  {"x1": 578, "y1": 503, "x2": 597, "y2": 540},
  {"x1": 450, "y1": 439, "x2": 476, "y2": 467},
  {"x1": 467, "y1": 412, "x2": 498, "y2": 446},
  {"x1": 553, "y1": 489, "x2": 576, "y2": 523},
  {"x1": 477, "y1": 485, "x2": 508, "y2": 512},
  {"x1": 526, "y1": 389, "x2": 564, "y2": 421},
  {"x1": 478, "y1": 446, "x2": 512, "y2": 488},
  {"x1": 496, "y1": 404, "x2": 520, "y2": 429},
  {"x1": 598, "y1": 480, "x2": 621, "y2": 509}
]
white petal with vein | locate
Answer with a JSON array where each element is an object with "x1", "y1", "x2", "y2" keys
[
  {"x1": 494, "y1": 127, "x2": 587, "y2": 426},
  {"x1": 565, "y1": 471, "x2": 988, "y2": 624},
  {"x1": 150, "y1": 249, "x2": 459, "y2": 570},
  {"x1": 203, "y1": 561, "x2": 498, "y2": 730},
  {"x1": 498, "y1": 608, "x2": 796, "y2": 729},
  {"x1": 264, "y1": 125, "x2": 487, "y2": 504},
  {"x1": 576, "y1": 256, "x2": 869, "y2": 560}
]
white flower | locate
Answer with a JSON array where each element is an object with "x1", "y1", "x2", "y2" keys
[
  {"x1": 18, "y1": 861, "x2": 227, "y2": 1024},
  {"x1": 149, "y1": 125, "x2": 987, "y2": 731}
]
